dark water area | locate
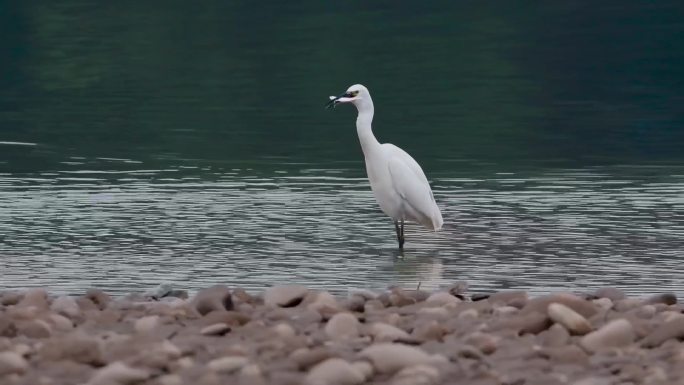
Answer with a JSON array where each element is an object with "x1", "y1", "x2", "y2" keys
[{"x1": 1, "y1": 1, "x2": 683, "y2": 295}]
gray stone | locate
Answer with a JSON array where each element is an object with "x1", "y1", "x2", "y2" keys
[
  {"x1": 641, "y1": 317, "x2": 684, "y2": 348},
  {"x1": 547, "y1": 303, "x2": 592, "y2": 335},
  {"x1": 0, "y1": 351, "x2": 28, "y2": 376},
  {"x1": 264, "y1": 285, "x2": 308, "y2": 308},
  {"x1": 325, "y1": 312, "x2": 360, "y2": 340},
  {"x1": 192, "y1": 285, "x2": 233, "y2": 315},
  {"x1": 580, "y1": 319, "x2": 635, "y2": 352},
  {"x1": 87, "y1": 361, "x2": 149, "y2": 385},
  {"x1": 359, "y1": 343, "x2": 442, "y2": 374},
  {"x1": 305, "y1": 358, "x2": 365, "y2": 385},
  {"x1": 201, "y1": 322, "x2": 232, "y2": 336},
  {"x1": 51, "y1": 296, "x2": 81, "y2": 319},
  {"x1": 207, "y1": 356, "x2": 249, "y2": 373}
]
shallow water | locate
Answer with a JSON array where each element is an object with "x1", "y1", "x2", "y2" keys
[
  {"x1": 2, "y1": 156, "x2": 682, "y2": 296},
  {"x1": 1, "y1": 2, "x2": 684, "y2": 296}
]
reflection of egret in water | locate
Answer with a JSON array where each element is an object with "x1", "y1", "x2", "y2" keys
[{"x1": 391, "y1": 254, "x2": 446, "y2": 292}]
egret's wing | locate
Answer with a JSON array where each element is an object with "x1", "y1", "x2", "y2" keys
[
  {"x1": 384, "y1": 144, "x2": 434, "y2": 203},
  {"x1": 385, "y1": 145, "x2": 442, "y2": 229}
]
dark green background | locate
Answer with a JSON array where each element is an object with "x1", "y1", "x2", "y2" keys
[{"x1": 2, "y1": 1, "x2": 683, "y2": 174}]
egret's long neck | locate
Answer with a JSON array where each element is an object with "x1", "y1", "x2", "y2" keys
[{"x1": 355, "y1": 98, "x2": 380, "y2": 156}]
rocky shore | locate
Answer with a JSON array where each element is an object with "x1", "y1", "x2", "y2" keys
[{"x1": 0, "y1": 284, "x2": 682, "y2": 385}]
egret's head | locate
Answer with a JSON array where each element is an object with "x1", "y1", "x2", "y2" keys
[{"x1": 326, "y1": 84, "x2": 370, "y2": 109}]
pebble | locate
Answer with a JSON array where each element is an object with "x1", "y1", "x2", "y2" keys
[
  {"x1": 39, "y1": 332, "x2": 104, "y2": 365},
  {"x1": 392, "y1": 364, "x2": 440, "y2": 385},
  {"x1": 592, "y1": 287, "x2": 626, "y2": 301},
  {"x1": 201, "y1": 322, "x2": 232, "y2": 336},
  {"x1": 523, "y1": 293, "x2": 597, "y2": 318},
  {"x1": 424, "y1": 291, "x2": 460, "y2": 307},
  {"x1": 359, "y1": 343, "x2": 442, "y2": 374},
  {"x1": 18, "y1": 319, "x2": 52, "y2": 338},
  {"x1": 4, "y1": 286, "x2": 684, "y2": 385},
  {"x1": 272, "y1": 322, "x2": 296, "y2": 338},
  {"x1": 133, "y1": 315, "x2": 159, "y2": 334},
  {"x1": 17, "y1": 288, "x2": 49, "y2": 310},
  {"x1": 351, "y1": 361, "x2": 374, "y2": 380},
  {"x1": 641, "y1": 317, "x2": 684, "y2": 348},
  {"x1": 580, "y1": 318, "x2": 635, "y2": 352},
  {"x1": 192, "y1": 285, "x2": 233, "y2": 315},
  {"x1": 48, "y1": 313, "x2": 74, "y2": 331},
  {"x1": 368, "y1": 322, "x2": 411, "y2": 342},
  {"x1": 158, "y1": 374, "x2": 183, "y2": 385},
  {"x1": 51, "y1": 296, "x2": 81, "y2": 319},
  {"x1": 291, "y1": 347, "x2": 333, "y2": 370},
  {"x1": 0, "y1": 351, "x2": 28, "y2": 376},
  {"x1": 207, "y1": 356, "x2": 249, "y2": 373},
  {"x1": 547, "y1": 303, "x2": 592, "y2": 335},
  {"x1": 645, "y1": 293, "x2": 677, "y2": 306},
  {"x1": 87, "y1": 361, "x2": 149, "y2": 385},
  {"x1": 305, "y1": 358, "x2": 365, "y2": 385},
  {"x1": 264, "y1": 285, "x2": 308, "y2": 308},
  {"x1": 85, "y1": 289, "x2": 111, "y2": 310},
  {"x1": 325, "y1": 312, "x2": 359, "y2": 340}
]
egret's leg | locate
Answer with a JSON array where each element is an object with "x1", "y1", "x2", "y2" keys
[
  {"x1": 400, "y1": 219, "x2": 405, "y2": 247},
  {"x1": 394, "y1": 221, "x2": 404, "y2": 249}
]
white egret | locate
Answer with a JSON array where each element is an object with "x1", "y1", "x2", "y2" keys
[{"x1": 326, "y1": 84, "x2": 443, "y2": 249}]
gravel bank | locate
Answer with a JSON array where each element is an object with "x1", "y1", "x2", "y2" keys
[{"x1": 0, "y1": 284, "x2": 682, "y2": 385}]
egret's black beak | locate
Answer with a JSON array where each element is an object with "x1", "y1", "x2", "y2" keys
[{"x1": 325, "y1": 92, "x2": 352, "y2": 109}]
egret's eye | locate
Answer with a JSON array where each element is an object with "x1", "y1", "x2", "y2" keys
[{"x1": 348, "y1": 90, "x2": 359, "y2": 97}]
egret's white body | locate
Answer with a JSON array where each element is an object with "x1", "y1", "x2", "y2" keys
[{"x1": 327, "y1": 84, "x2": 443, "y2": 248}]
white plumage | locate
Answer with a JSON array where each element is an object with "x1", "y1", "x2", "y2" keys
[{"x1": 327, "y1": 84, "x2": 443, "y2": 248}]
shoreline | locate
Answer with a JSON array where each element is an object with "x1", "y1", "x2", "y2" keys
[{"x1": 1, "y1": 285, "x2": 682, "y2": 384}]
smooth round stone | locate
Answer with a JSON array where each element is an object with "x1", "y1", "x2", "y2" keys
[
  {"x1": 17, "y1": 288, "x2": 49, "y2": 310},
  {"x1": 0, "y1": 351, "x2": 28, "y2": 376},
  {"x1": 305, "y1": 358, "x2": 365, "y2": 385},
  {"x1": 641, "y1": 317, "x2": 684, "y2": 348},
  {"x1": 201, "y1": 322, "x2": 231, "y2": 336},
  {"x1": 424, "y1": 292, "x2": 460, "y2": 307},
  {"x1": 51, "y1": 296, "x2": 81, "y2": 319},
  {"x1": 264, "y1": 285, "x2": 308, "y2": 308},
  {"x1": 351, "y1": 361, "x2": 374, "y2": 380},
  {"x1": 359, "y1": 343, "x2": 442, "y2": 374},
  {"x1": 325, "y1": 313, "x2": 360, "y2": 340},
  {"x1": 134, "y1": 315, "x2": 159, "y2": 334},
  {"x1": 18, "y1": 319, "x2": 52, "y2": 338},
  {"x1": 547, "y1": 303, "x2": 592, "y2": 335},
  {"x1": 272, "y1": 323, "x2": 296, "y2": 339},
  {"x1": 493, "y1": 306, "x2": 519, "y2": 317},
  {"x1": 192, "y1": 285, "x2": 233, "y2": 315},
  {"x1": 368, "y1": 322, "x2": 411, "y2": 342},
  {"x1": 208, "y1": 356, "x2": 249, "y2": 373},
  {"x1": 392, "y1": 364, "x2": 440, "y2": 385},
  {"x1": 580, "y1": 319, "x2": 635, "y2": 352},
  {"x1": 88, "y1": 362, "x2": 149, "y2": 385}
]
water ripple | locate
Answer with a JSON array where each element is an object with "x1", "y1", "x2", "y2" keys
[{"x1": 1, "y1": 165, "x2": 683, "y2": 296}]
